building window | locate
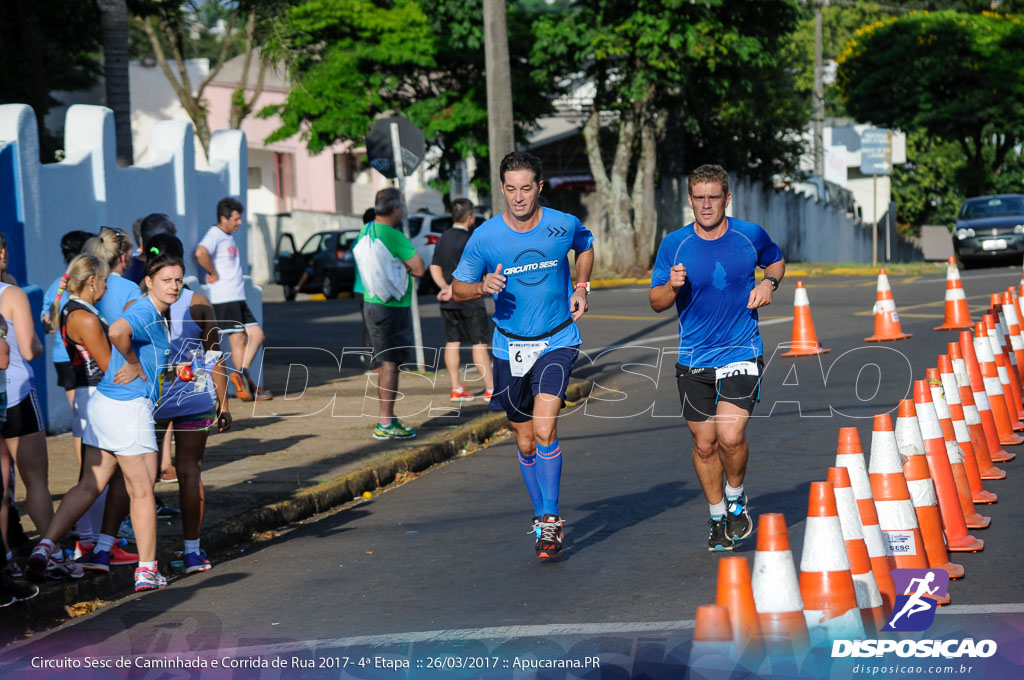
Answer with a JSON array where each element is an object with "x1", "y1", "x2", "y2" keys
[
  {"x1": 274, "y1": 152, "x2": 295, "y2": 214},
  {"x1": 248, "y1": 166, "x2": 262, "y2": 187}
]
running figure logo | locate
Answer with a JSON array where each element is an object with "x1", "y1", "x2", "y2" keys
[{"x1": 881, "y1": 568, "x2": 949, "y2": 632}]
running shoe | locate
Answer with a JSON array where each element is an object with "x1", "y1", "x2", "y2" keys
[
  {"x1": 527, "y1": 516, "x2": 542, "y2": 539},
  {"x1": 372, "y1": 419, "x2": 417, "y2": 440},
  {"x1": 111, "y1": 543, "x2": 139, "y2": 565},
  {"x1": 482, "y1": 389, "x2": 493, "y2": 403},
  {"x1": 450, "y1": 385, "x2": 475, "y2": 402},
  {"x1": 134, "y1": 566, "x2": 168, "y2": 592},
  {"x1": 0, "y1": 576, "x2": 38, "y2": 607},
  {"x1": 25, "y1": 544, "x2": 51, "y2": 583},
  {"x1": 230, "y1": 373, "x2": 255, "y2": 401},
  {"x1": 708, "y1": 516, "x2": 735, "y2": 552},
  {"x1": 156, "y1": 501, "x2": 181, "y2": 518},
  {"x1": 535, "y1": 514, "x2": 564, "y2": 559},
  {"x1": 118, "y1": 518, "x2": 136, "y2": 541},
  {"x1": 76, "y1": 548, "x2": 111, "y2": 573},
  {"x1": 726, "y1": 494, "x2": 753, "y2": 540},
  {"x1": 5, "y1": 558, "x2": 23, "y2": 579},
  {"x1": 46, "y1": 551, "x2": 85, "y2": 580},
  {"x1": 73, "y1": 540, "x2": 95, "y2": 560},
  {"x1": 184, "y1": 550, "x2": 211, "y2": 574}
]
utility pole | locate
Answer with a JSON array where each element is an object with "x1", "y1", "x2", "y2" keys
[
  {"x1": 483, "y1": 0, "x2": 515, "y2": 216},
  {"x1": 813, "y1": 0, "x2": 825, "y2": 177}
]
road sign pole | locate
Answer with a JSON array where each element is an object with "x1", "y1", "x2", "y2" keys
[
  {"x1": 872, "y1": 174, "x2": 878, "y2": 267},
  {"x1": 390, "y1": 122, "x2": 426, "y2": 371}
]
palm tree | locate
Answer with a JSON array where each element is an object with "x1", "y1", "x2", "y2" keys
[{"x1": 98, "y1": 0, "x2": 133, "y2": 166}]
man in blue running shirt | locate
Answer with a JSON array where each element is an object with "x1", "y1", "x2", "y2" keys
[
  {"x1": 452, "y1": 151, "x2": 594, "y2": 559},
  {"x1": 649, "y1": 164, "x2": 785, "y2": 552}
]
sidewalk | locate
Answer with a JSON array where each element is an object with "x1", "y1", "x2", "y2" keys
[{"x1": 6, "y1": 369, "x2": 590, "y2": 637}]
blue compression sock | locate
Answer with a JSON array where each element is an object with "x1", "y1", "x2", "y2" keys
[
  {"x1": 518, "y1": 450, "x2": 545, "y2": 517},
  {"x1": 536, "y1": 439, "x2": 563, "y2": 516}
]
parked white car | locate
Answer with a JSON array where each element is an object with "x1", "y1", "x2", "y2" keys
[{"x1": 405, "y1": 211, "x2": 485, "y2": 293}]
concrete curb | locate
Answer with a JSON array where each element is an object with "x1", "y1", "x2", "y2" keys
[{"x1": 11, "y1": 379, "x2": 594, "y2": 633}]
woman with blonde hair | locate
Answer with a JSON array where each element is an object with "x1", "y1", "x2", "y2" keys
[{"x1": 28, "y1": 254, "x2": 184, "y2": 591}]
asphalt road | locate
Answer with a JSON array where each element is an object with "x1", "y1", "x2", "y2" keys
[{"x1": 4, "y1": 267, "x2": 1024, "y2": 679}]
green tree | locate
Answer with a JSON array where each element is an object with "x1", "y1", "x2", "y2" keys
[
  {"x1": 532, "y1": 0, "x2": 807, "y2": 275},
  {"x1": 0, "y1": 2, "x2": 102, "y2": 160},
  {"x1": 263, "y1": 0, "x2": 557, "y2": 200},
  {"x1": 837, "y1": 10, "x2": 1024, "y2": 197},
  {"x1": 132, "y1": 0, "x2": 287, "y2": 156}
]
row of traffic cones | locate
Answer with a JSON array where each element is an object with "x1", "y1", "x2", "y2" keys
[
  {"x1": 781, "y1": 257, "x2": 983, "y2": 353},
  {"x1": 691, "y1": 276, "x2": 1024, "y2": 669}
]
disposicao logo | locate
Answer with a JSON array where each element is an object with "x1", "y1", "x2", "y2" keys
[
  {"x1": 831, "y1": 569, "x2": 997, "y2": 659},
  {"x1": 881, "y1": 568, "x2": 949, "y2": 632}
]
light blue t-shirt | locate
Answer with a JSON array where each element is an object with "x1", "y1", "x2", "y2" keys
[
  {"x1": 453, "y1": 208, "x2": 594, "y2": 360},
  {"x1": 96, "y1": 272, "x2": 143, "y2": 326},
  {"x1": 651, "y1": 218, "x2": 783, "y2": 368},
  {"x1": 98, "y1": 296, "x2": 171, "y2": 403},
  {"x1": 43, "y1": 276, "x2": 70, "y2": 363}
]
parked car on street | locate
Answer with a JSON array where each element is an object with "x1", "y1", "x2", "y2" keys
[
  {"x1": 406, "y1": 211, "x2": 485, "y2": 293},
  {"x1": 952, "y1": 194, "x2": 1024, "y2": 269},
  {"x1": 273, "y1": 229, "x2": 359, "y2": 300}
]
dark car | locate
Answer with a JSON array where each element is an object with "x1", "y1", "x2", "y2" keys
[
  {"x1": 274, "y1": 229, "x2": 360, "y2": 300},
  {"x1": 952, "y1": 194, "x2": 1024, "y2": 269}
]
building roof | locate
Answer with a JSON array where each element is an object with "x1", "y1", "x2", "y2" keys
[{"x1": 210, "y1": 48, "x2": 289, "y2": 90}]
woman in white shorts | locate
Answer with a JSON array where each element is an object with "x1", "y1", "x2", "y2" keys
[{"x1": 27, "y1": 254, "x2": 183, "y2": 592}]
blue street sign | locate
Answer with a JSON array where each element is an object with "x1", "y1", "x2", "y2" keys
[{"x1": 860, "y1": 127, "x2": 891, "y2": 176}]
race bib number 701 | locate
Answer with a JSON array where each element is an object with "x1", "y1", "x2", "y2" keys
[{"x1": 715, "y1": 360, "x2": 760, "y2": 381}]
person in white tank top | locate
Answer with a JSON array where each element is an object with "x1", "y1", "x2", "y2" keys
[{"x1": 0, "y1": 260, "x2": 51, "y2": 545}]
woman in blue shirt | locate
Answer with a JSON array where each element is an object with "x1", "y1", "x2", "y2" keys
[{"x1": 27, "y1": 254, "x2": 184, "y2": 592}]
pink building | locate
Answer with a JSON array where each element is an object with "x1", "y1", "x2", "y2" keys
[{"x1": 204, "y1": 52, "x2": 374, "y2": 218}]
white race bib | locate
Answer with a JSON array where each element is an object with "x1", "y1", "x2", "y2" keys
[
  {"x1": 508, "y1": 340, "x2": 548, "y2": 377},
  {"x1": 715, "y1": 360, "x2": 760, "y2": 381}
]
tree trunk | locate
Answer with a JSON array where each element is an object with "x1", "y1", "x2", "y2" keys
[
  {"x1": 582, "y1": 109, "x2": 641, "y2": 276},
  {"x1": 98, "y1": 0, "x2": 133, "y2": 166},
  {"x1": 228, "y1": 10, "x2": 267, "y2": 129}
]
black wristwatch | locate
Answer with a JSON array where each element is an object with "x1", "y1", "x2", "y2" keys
[{"x1": 762, "y1": 276, "x2": 779, "y2": 291}]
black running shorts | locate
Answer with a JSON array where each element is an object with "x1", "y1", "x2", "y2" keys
[{"x1": 676, "y1": 356, "x2": 764, "y2": 422}]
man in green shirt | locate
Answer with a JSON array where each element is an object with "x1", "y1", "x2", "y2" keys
[{"x1": 354, "y1": 187, "x2": 425, "y2": 439}]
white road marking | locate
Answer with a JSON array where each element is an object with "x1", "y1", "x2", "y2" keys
[{"x1": 937, "y1": 603, "x2": 1024, "y2": 615}]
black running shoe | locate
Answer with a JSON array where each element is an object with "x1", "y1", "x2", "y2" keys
[
  {"x1": 708, "y1": 516, "x2": 735, "y2": 552},
  {"x1": 0, "y1": 575, "x2": 38, "y2": 607},
  {"x1": 535, "y1": 514, "x2": 564, "y2": 559},
  {"x1": 726, "y1": 494, "x2": 753, "y2": 540},
  {"x1": 156, "y1": 501, "x2": 181, "y2": 518}
]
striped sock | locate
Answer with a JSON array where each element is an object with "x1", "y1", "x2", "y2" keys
[
  {"x1": 536, "y1": 439, "x2": 562, "y2": 517},
  {"x1": 518, "y1": 450, "x2": 544, "y2": 517}
]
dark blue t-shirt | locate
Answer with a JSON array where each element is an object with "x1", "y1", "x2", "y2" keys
[
  {"x1": 453, "y1": 208, "x2": 593, "y2": 359},
  {"x1": 651, "y1": 218, "x2": 783, "y2": 368}
]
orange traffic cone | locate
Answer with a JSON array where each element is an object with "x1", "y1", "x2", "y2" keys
[
  {"x1": 799, "y1": 481, "x2": 866, "y2": 642},
  {"x1": 937, "y1": 354, "x2": 997, "y2": 504},
  {"x1": 689, "y1": 604, "x2": 736, "y2": 676},
  {"x1": 972, "y1": 325, "x2": 1024, "y2": 445},
  {"x1": 835, "y1": 427, "x2": 896, "y2": 613},
  {"x1": 948, "y1": 341, "x2": 1008, "y2": 478},
  {"x1": 914, "y1": 380, "x2": 985, "y2": 552},
  {"x1": 751, "y1": 513, "x2": 809, "y2": 652},
  {"x1": 867, "y1": 414, "x2": 930, "y2": 570},
  {"x1": 827, "y1": 467, "x2": 888, "y2": 632},
  {"x1": 893, "y1": 399, "x2": 964, "y2": 580},
  {"x1": 956, "y1": 333, "x2": 1016, "y2": 462},
  {"x1": 934, "y1": 257, "x2": 972, "y2": 330},
  {"x1": 1001, "y1": 290, "x2": 1024, "y2": 383},
  {"x1": 781, "y1": 281, "x2": 830, "y2": 357},
  {"x1": 716, "y1": 556, "x2": 762, "y2": 659},
  {"x1": 926, "y1": 369, "x2": 992, "y2": 530},
  {"x1": 866, "y1": 269, "x2": 912, "y2": 342},
  {"x1": 982, "y1": 313, "x2": 1024, "y2": 422}
]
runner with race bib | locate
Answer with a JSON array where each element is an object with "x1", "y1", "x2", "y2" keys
[
  {"x1": 452, "y1": 151, "x2": 594, "y2": 560},
  {"x1": 649, "y1": 164, "x2": 785, "y2": 552}
]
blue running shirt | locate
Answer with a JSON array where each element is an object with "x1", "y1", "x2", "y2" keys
[
  {"x1": 98, "y1": 296, "x2": 172, "y2": 403},
  {"x1": 651, "y1": 218, "x2": 783, "y2": 368},
  {"x1": 453, "y1": 208, "x2": 594, "y2": 359}
]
